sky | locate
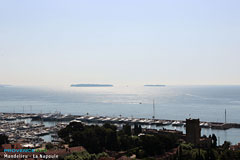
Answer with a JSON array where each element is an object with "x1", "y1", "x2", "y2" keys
[{"x1": 0, "y1": 0, "x2": 240, "y2": 87}]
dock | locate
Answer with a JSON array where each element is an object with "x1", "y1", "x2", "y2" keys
[
  {"x1": 1, "y1": 112, "x2": 240, "y2": 145},
  {"x1": 1, "y1": 112, "x2": 240, "y2": 130}
]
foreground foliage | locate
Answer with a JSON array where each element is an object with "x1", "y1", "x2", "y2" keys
[
  {"x1": 0, "y1": 134, "x2": 9, "y2": 145},
  {"x1": 58, "y1": 122, "x2": 179, "y2": 158},
  {"x1": 179, "y1": 142, "x2": 240, "y2": 160},
  {"x1": 64, "y1": 151, "x2": 109, "y2": 160}
]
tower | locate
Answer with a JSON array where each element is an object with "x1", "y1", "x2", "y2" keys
[{"x1": 186, "y1": 118, "x2": 201, "y2": 146}]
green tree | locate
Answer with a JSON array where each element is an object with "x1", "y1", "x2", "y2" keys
[
  {"x1": 123, "y1": 124, "x2": 131, "y2": 136},
  {"x1": 46, "y1": 142, "x2": 54, "y2": 150},
  {"x1": 134, "y1": 124, "x2": 142, "y2": 135},
  {"x1": 222, "y1": 141, "x2": 231, "y2": 150},
  {"x1": 105, "y1": 128, "x2": 118, "y2": 150},
  {"x1": 211, "y1": 134, "x2": 217, "y2": 148},
  {"x1": 59, "y1": 122, "x2": 179, "y2": 158},
  {"x1": 58, "y1": 122, "x2": 84, "y2": 143},
  {"x1": 64, "y1": 151, "x2": 109, "y2": 160},
  {"x1": 0, "y1": 134, "x2": 9, "y2": 145}
]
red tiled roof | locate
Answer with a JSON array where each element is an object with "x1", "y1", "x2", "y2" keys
[
  {"x1": 45, "y1": 146, "x2": 85, "y2": 156},
  {"x1": 117, "y1": 156, "x2": 131, "y2": 160},
  {"x1": 13, "y1": 144, "x2": 22, "y2": 149},
  {"x1": 1, "y1": 143, "x2": 22, "y2": 150},
  {"x1": 45, "y1": 149, "x2": 70, "y2": 156},
  {"x1": 69, "y1": 146, "x2": 85, "y2": 152},
  {"x1": 2, "y1": 144, "x2": 11, "y2": 149}
]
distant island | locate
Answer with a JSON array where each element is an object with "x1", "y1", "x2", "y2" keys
[
  {"x1": 144, "y1": 85, "x2": 166, "y2": 87},
  {"x1": 0, "y1": 84, "x2": 11, "y2": 87},
  {"x1": 71, "y1": 84, "x2": 113, "y2": 87}
]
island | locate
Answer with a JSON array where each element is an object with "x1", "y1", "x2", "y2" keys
[
  {"x1": 71, "y1": 84, "x2": 113, "y2": 87},
  {"x1": 0, "y1": 84, "x2": 11, "y2": 87},
  {"x1": 144, "y1": 85, "x2": 166, "y2": 87}
]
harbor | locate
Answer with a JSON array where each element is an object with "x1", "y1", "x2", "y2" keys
[
  {"x1": 1, "y1": 112, "x2": 240, "y2": 129},
  {"x1": 1, "y1": 112, "x2": 240, "y2": 146}
]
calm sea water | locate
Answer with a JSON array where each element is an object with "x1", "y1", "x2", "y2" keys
[{"x1": 0, "y1": 85, "x2": 240, "y2": 144}]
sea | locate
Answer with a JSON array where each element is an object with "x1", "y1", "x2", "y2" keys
[{"x1": 0, "y1": 85, "x2": 240, "y2": 145}]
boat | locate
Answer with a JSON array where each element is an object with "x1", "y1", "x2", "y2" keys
[
  {"x1": 162, "y1": 121, "x2": 172, "y2": 126},
  {"x1": 5, "y1": 116, "x2": 17, "y2": 121},
  {"x1": 200, "y1": 122, "x2": 210, "y2": 128},
  {"x1": 172, "y1": 121, "x2": 184, "y2": 126}
]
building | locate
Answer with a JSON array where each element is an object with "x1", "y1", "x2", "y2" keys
[
  {"x1": 230, "y1": 143, "x2": 240, "y2": 151},
  {"x1": 186, "y1": 118, "x2": 201, "y2": 146}
]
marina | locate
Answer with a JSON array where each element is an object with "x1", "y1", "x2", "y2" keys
[
  {"x1": 0, "y1": 113, "x2": 68, "y2": 147},
  {"x1": 1, "y1": 112, "x2": 240, "y2": 130},
  {"x1": 1, "y1": 112, "x2": 240, "y2": 146}
]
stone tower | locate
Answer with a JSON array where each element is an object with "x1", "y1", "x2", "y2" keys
[{"x1": 186, "y1": 118, "x2": 201, "y2": 146}]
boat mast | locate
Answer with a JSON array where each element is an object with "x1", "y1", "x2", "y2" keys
[
  {"x1": 225, "y1": 109, "x2": 227, "y2": 124},
  {"x1": 152, "y1": 99, "x2": 155, "y2": 119}
]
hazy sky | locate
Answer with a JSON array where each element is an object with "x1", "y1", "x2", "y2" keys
[{"x1": 0, "y1": 0, "x2": 240, "y2": 87}]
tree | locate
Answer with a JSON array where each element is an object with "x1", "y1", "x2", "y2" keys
[
  {"x1": 46, "y1": 142, "x2": 54, "y2": 150},
  {"x1": 105, "y1": 128, "x2": 118, "y2": 150},
  {"x1": 103, "y1": 123, "x2": 117, "y2": 131},
  {"x1": 222, "y1": 141, "x2": 231, "y2": 150},
  {"x1": 211, "y1": 134, "x2": 217, "y2": 148},
  {"x1": 123, "y1": 124, "x2": 131, "y2": 136},
  {"x1": 64, "y1": 151, "x2": 108, "y2": 160},
  {"x1": 0, "y1": 134, "x2": 9, "y2": 145},
  {"x1": 58, "y1": 122, "x2": 84, "y2": 143},
  {"x1": 58, "y1": 122, "x2": 179, "y2": 158},
  {"x1": 134, "y1": 124, "x2": 142, "y2": 135}
]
